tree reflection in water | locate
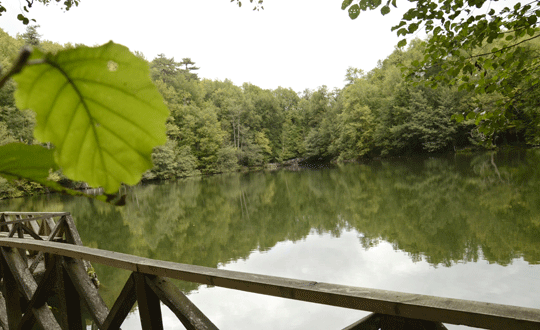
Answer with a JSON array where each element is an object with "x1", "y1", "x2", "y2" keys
[{"x1": 1, "y1": 149, "x2": 539, "y2": 309}]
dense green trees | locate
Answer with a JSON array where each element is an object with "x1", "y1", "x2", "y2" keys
[{"x1": 1, "y1": 25, "x2": 540, "y2": 196}]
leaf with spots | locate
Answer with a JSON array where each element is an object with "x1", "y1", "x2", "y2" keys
[{"x1": 12, "y1": 42, "x2": 169, "y2": 193}]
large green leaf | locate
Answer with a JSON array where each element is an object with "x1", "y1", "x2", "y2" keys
[
  {"x1": 13, "y1": 42, "x2": 169, "y2": 193},
  {"x1": 0, "y1": 143, "x2": 120, "y2": 203},
  {"x1": 0, "y1": 143, "x2": 58, "y2": 182}
]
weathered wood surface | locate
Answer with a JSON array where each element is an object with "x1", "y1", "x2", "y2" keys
[
  {"x1": 102, "y1": 273, "x2": 138, "y2": 330},
  {"x1": 0, "y1": 291, "x2": 8, "y2": 330},
  {"x1": 343, "y1": 313, "x2": 449, "y2": 330},
  {"x1": 135, "y1": 272, "x2": 163, "y2": 330},
  {"x1": 0, "y1": 237, "x2": 538, "y2": 329},
  {"x1": 1, "y1": 247, "x2": 61, "y2": 329},
  {"x1": 146, "y1": 275, "x2": 219, "y2": 330},
  {"x1": 1, "y1": 253, "x2": 21, "y2": 329},
  {"x1": 0, "y1": 212, "x2": 69, "y2": 216},
  {"x1": 63, "y1": 257, "x2": 109, "y2": 328}
]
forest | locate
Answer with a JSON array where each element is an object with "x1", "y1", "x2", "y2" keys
[{"x1": 1, "y1": 25, "x2": 540, "y2": 198}]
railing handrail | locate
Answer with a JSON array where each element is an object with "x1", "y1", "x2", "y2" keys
[
  {"x1": 0, "y1": 236, "x2": 538, "y2": 329},
  {"x1": 0, "y1": 212, "x2": 69, "y2": 216}
]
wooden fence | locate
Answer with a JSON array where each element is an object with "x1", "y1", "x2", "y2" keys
[{"x1": 0, "y1": 212, "x2": 538, "y2": 330}]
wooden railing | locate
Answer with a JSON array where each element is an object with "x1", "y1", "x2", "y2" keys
[{"x1": 0, "y1": 212, "x2": 539, "y2": 330}]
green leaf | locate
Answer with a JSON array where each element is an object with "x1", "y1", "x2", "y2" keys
[
  {"x1": 452, "y1": 113, "x2": 465, "y2": 123},
  {"x1": 17, "y1": 14, "x2": 30, "y2": 25},
  {"x1": 0, "y1": 143, "x2": 58, "y2": 182},
  {"x1": 13, "y1": 42, "x2": 169, "y2": 193},
  {"x1": 397, "y1": 39, "x2": 407, "y2": 48},
  {"x1": 0, "y1": 143, "x2": 117, "y2": 203},
  {"x1": 380, "y1": 5, "x2": 390, "y2": 15},
  {"x1": 408, "y1": 23, "x2": 419, "y2": 33},
  {"x1": 397, "y1": 28, "x2": 408, "y2": 36},
  {"x1": 348, "y1": 4, "x2": 360, "y2": 19},
  {"x1": 341, "y1": 0, "x2": 353, "y2": 10}
]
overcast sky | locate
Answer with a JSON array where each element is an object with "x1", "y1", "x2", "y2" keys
[{"x1": 1, "y1": 0, "x2": 413, "y2": 92}]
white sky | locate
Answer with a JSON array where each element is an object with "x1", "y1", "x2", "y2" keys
[{"x1": 1, "y1": 0, "x2": 411, "y2": 92}]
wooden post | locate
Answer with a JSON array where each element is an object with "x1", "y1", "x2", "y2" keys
[
  {"x1": 342, "y1": 313, "x2": 380, "y2": 330},
  {"x1": 0, "y1": 251, "x2": 21, "y2": 329},
  {"x1": 18, "y1": 254, "x2": 59, "y2": 329},
  {"x1": 146, "y1": 276, "x2": 219, "y2": 330},
  {"x1": 134, "y1": 272, "x2": 163, "y2": 330},
  {"x1": 0, "y1": 247, "x2": 61, "y2": 329},
  {"x1": 55, "y1": 256, "x2": 83, "y2": 330},
  {"x1": 0, "y1": 290, "x2": 10, "y2": 330},
  {"x1": 63, "y1": 258, "x2": 109, "y2": 328},
  {"x1": 102, "y1": 273, "x2": 137, "y2": 330},
  {"x1": 0, "y1": 214, "x2": 8, "y2": 232}
]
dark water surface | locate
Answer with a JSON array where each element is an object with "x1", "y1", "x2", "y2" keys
[{"x1": 2, "y1": 149, "x2": 539, "y2": 329}]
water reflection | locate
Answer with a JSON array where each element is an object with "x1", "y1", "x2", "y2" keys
[{"x1": 1, "y1": 149, "x2": 539, "y2": 314}]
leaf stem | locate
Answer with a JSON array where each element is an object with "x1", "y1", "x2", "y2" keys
[{"x1": 0, "y1": 46, "x2": 32, "y2": 89}]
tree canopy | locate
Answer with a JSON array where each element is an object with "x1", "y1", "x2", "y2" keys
[
  {"x1": 233, "y1": 0, "x2": 540, "y2": 143},
  {"x1": 2, "y1": 1, "x2": 540, "y2": 200},
  {"x1": 343, "y1": 0, "x2": 540, "y2": 143}
]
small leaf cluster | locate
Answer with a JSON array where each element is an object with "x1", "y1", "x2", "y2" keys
[
  {"x1": 342, "y1": 0, "x2": 397, "y2": 19},
  {"x1": 1, "y1": 0, "x2": 80, "y2": 25},
  {"x1": 230, "y1": 0, "x2": 264, "y2": 11}
]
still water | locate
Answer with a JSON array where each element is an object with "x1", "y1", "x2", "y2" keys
[{"x1": 1, "y1": 149, "x2": 539, "y2": 329}]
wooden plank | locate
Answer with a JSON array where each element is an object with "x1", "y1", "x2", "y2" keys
[
  {"x1": 2, "y1": 215, "x2": 12, "y2": 233},
  {"x1": 63, "y1": 257, "x2": 109, "y2": 328},
  {"x1": 45, "y1": 217, "x2": 59, "y2": 238},
  {"x1": 26, "y1": 215, "x2": 40, "y2": 235},
  {"x1": 1, "y1": 253, "x2": 21, "y2": 329},
  {"x1": 134, "y1": 273, "x2": 163, "y2": 330},
  {"x1": 7, "y1": 223, "x2": 17, "y2": 238},
  {"x1": 342, "y1": 313, "x2": 448, "y2": 330},
  {"x1": 0, "y1": 212, "x2": 69, "y2": 217},
  {"x1": 63, "y1": 214, "x2": 95, "y2": 273},
  {"x1": 0, "y1": 247, "x2": 61, "y2": 329},
  {"x1": 55, "y1": 257, "x2": 72, "y2": 330},
  {"x1": 0, "y1": 291, "x2": 9, "y2": 330},
  {"x1": 342, "y1": 313, "x2": 379, "y2": 330},
  {"x1": 30, "y1": 218, "x2": 67, "y2": 274},
  {"x1": 18, "y1": 223, "x2": 43, "y2": 241},
  {"x1": 0, "y1": 214, "x2": 8, "y2": 232},
  {"x1": 38, "y1": 217, "x2": 49, "y2": 236},
  {"x1": 61, "y1": 260, "x2": 84, "y2": 330},
  {"x1": 0, "y1": 216, "x2": 62, "y2": 226},
  {"x1": 102, "y1": 273, "x2": 137, "y2": 330},
  {"x1": 18, "y1": 255, "x2": 58, "y2": 330},
  {"x1": 0, "y1": 232, "x2": 59, "y2": 241},
  {"x1": 29, "y1": 252, "x2": 45, "y2": 274},
  {"x1": 146, "y1": 276, "x2": 219, "y2": 330},
  {"x1": 379, "y1": 314, "x2": 449, "y2": 330},
  {"x1": 47, "y1": 217, "x2": 65, "y2": 241},
  {"x1": 15, "y1": 222, "x2": 28, "y2": 265},
  {"x1": 0, "y1": 237, "x2": 538, "y2": 329},
  {"x1": 63, "y1": 215, "x2": 84, "y2": 246}
]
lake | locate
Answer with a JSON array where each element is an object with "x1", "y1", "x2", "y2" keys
[{"x1": 1, "y1": 149, "x2": 539, "y2": 329}]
